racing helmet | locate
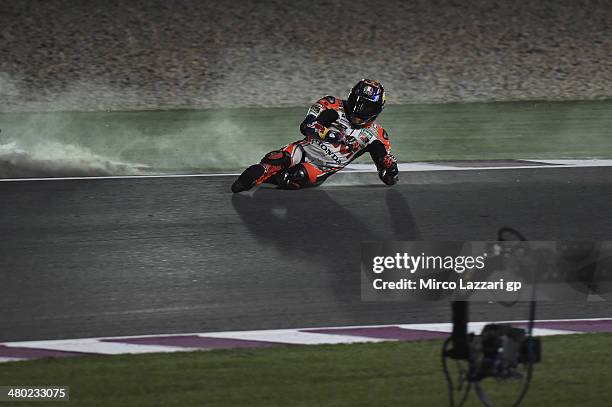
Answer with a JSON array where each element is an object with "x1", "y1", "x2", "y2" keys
[{"x1": 345, "y1": 79, "x2": 386, "y2": 126}]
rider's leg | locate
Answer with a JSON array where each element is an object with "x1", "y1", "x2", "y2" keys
[
  {"x1": 276, "y1": 162, "x2": 334, "y2": 189},
  {"x1": 231, "y1": 142, "x2": 303, "y2": 193}
]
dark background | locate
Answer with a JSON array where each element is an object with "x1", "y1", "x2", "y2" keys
[{"x1": 1, "y1": 0, "x2": 610, "y2": 111}]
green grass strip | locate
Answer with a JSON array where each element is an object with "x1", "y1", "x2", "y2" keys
[{"x1": 1, "y1": 333, "x2": 611, "y2": 406}]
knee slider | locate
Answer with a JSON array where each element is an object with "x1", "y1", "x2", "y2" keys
[
  {"x1": 261, "y1": 150, "x2": 291, "y2": 168},
  {"x1": 279, "y1": 164, "x2": 310, "y2": 189}
]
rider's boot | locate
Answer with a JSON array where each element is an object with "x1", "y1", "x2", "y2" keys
[
  {"x1": 231, "y1": 164, "x2": 265, "y2": 193},
  {"x1": 231, "y1": 150, "x2": 292, "y2": 193}
]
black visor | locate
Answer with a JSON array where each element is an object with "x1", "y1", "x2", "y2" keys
[{"x1": 353, "y1": 97, "x2": 382, "y2": 122}]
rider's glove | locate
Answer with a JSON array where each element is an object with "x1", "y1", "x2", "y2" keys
[
  {"x1": 316, "y1": 109, "x2": 342, "y2": 142},
  {"x1": 378, "y1": 154, "x2": 399, "y2": 185},
  {"x1": 317, "y1": 109, "x2": 339, "y2": 127},
  {"x1": 305, "y1": 108, "x2": 341, "y2": 141}
]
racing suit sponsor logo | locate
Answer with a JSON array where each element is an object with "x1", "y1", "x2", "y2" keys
[
  {"x1": 309, "y1": 104, "x2": 323, "y2": 116},
  {"x1": 340, "y1": 135, "x2": 361, "y2": 154},
  {"x1": 313, "y1": 138, "x2": 343, "y2": 166},
  {"x1": 360, "y1": 127, "x2": 376, "y2": 139}
]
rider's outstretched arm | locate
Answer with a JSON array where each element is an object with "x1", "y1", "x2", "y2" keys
[{"x1": 368, "y1": 134, "x2": 399, "y2": 186}]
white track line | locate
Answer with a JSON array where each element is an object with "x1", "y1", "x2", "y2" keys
[
  {"x1": 396, "y1": 322, "x2": 577, "y2": 337},
  {"x1": 3, "y1": 338, "x2": 196, "y2": 355},
  {"x1": 0, "y1": 356, "x2": 26, "y2": 363},
  {"x1": 200, "y1": 329, "x2": 387, "y2": 345},
  {"x1": 1, "y1": 319, "x2": 607, "y2": 363},
  {"x1": 0, "y1": 172, "x2": 241, "y2": 182},
  {"x1": 2, "y1": 318, "x2": 607, "y2": 356},
  {"x1": 1, "y1": 159, "x2": 611, "y2": 182}
]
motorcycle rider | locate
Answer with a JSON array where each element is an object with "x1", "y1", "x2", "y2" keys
[{"x1": 231, "y1": 79, "x2": 399, "y2": 192}]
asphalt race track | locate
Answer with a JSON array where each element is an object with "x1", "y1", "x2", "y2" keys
[{"x1": 1, "y1": 167, "x2": 612, "y2": 342}]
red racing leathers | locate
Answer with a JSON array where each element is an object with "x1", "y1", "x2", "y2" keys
[{"x1": 255, "y1": 95, "x2": 398, "y2": 189}]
